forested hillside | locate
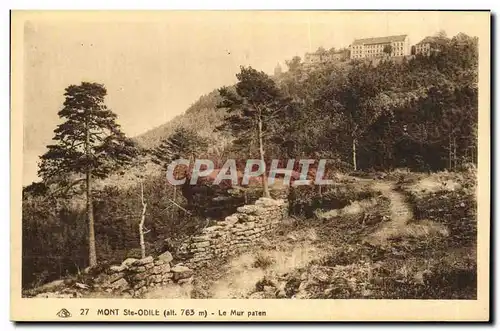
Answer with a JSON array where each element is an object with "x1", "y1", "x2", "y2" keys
[
  {"x1": 22, "y1": 32, "x2": 478, "y2": 290},
  {"x1": 135, "y1": 91, "x2": 228, "y2": 150},
  {"x1": 138, "y1": 32, "x2": 477, "y2": 172}
]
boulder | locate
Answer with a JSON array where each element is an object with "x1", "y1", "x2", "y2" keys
[
  {"x1": 238, "y1": 214, "x2": 257, "y2": 222},
  {"x1": 149, "y1": 274, "x2": 163, "y2": 283},
  {"x1": 237, "y1": 205, "x2": 265, "y2": 215},
  {"x1": 110, "y1": 278, "x2": 129, "y2": 291},
  {"x1": 276, "y1": 282, "x2": 287, "y2": 298},
  {"x1": 192, "y1": 241, "x2": 210, "y2": 249},
  {"x1": 108, "y1": 272, "x2": 126, "y2": 283},
  {"x1": 255, "y1": 198, "x2": 282, "y2": 206},
  {"x1": 94, "y1": 273, "x2": 112, "y2": 284},
  {"x1": 133, "y1": 280, "x2": 146, "y2": 290},
  {"x1": 154, "y1": 259, "x2": 167, "y2": 266},
  {"x1": 203, "y1": 225, "x2": 224, "y2": 233},
  {"x1": 162, "y1": 273, "x2": 174, "y2": 281},
  {"x1": 133, "y1": 256, "x2": 154, "y2": 266},
  {"x1": 151, "y1": 264, "x2": 170, "y2": 274},
  {"x1": 109, "y1": 265, "x2": 127, "y2": 273},
  {"x1": 192, "y1": 235, "x2": 211, "y2": 242},
  {"x1": 135, "y1": 285, "x2": 148, "y2": 296},
  {"x1": 246, "y1": 222, "x2": 256, "y2": 229},
  {"x1": 224, "y1": 215, "x2": 239, "y2": 225},
  {"x1": 121, "y1": 258, "x2": 138, "y2": 267},
  {"x1": 157, "y1": 251, "x2": 173, "y2": 263},
  {"x1": 130, "y1": 272, "x2": 149, "y2": 282},
  {"x1": 129, "y1": 266, "x2": 146, "y2": 273},
  {"x1": 171, "y1": 265, "x2": 193, "y2": 281}
]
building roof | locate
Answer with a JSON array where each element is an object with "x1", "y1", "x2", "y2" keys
[
  {"x1": 416, "y1": 36, "x2": 448, "y2": 45},
  {"x1": 352, "y1": 34, "x2": 407, "y2": 46}
]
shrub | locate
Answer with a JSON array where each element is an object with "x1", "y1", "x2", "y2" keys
[
  {"x1": 252, "y1": 253, "x2": 275, "y2": 270},
  {"x1": 410, "y1": 190, "x2": 476, "y2": 247},
  {"x1": 255, "y1": 276, "x2": 276, "y2": 292},
  {"x1": 288, "y1": 184, "x2": 377, "y2": 217}
]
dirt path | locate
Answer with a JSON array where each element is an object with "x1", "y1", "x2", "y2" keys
[{"x1": 368, "y1": 181, "x2": 413, "y2": 245}]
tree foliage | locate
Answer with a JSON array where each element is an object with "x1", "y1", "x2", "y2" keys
[
  {"x1": 37, "y1": 82, "x2": 138, "y2": 267},
  {"x1": 270, "y1": 32, "x2": 478, "y2": 171},
  {"x1": 39, "y1": 82, "x2": 137, "y2": 182},
  {"x1": 218, "y1": 66, "x2": 291, "y2": 197},
  {"x1": 151, "y1": 127, "x2": 208, "y2": 167}
]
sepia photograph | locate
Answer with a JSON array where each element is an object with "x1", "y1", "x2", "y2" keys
[{"x1": 10, "y1": 10, "x2": 490, "y2": 321}]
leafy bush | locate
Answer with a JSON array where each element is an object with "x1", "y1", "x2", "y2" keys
[
  {"x1": 252, "y1": 253, "x2": 275, "y2": 270},
  {"x1": 22, "y1": 196, "x2": 88, "y2": 288},
  {"x1": 370, "y1": 258, "x2": 476, "y2": 299},
  {"x1": 408, "y1": 190, "x2": 476, "y2": 247},
  {"x1": 288, "y1": 185, "x2": 377, "y2": 217}
]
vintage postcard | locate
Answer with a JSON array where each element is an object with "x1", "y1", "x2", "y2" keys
[{"x1": 11, "y1": 10, "x2": 490, "y2": 321}]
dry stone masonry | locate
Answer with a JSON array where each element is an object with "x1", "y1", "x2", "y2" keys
[
  {"x1": 178, "y1": 197, "x2": 288, "y2": 268},
  {"x1": 31, "y1": 197, "x2": 287, "y2": 298},
  {"x1": 96, "y1": 252, "x2": 193, "y2": 297},
  {"x1": 31, "y1": 252, "x2": 194, "y2": 298}
]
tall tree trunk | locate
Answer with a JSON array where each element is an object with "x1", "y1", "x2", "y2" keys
[
  {"x1": 139, "y1": 180, "x2": 147, "y2": 259},
  {"x1": 258, "y1": 112, "x2": 270, "y2": 198},
  {"x1": 85, "y1": 119, "x2": 97, "y2": 267},
  {"x1": 86, "y1": 169, "x2": 97, "y2": 267},
  {"x1": 448, "y1": 134, "x2": 452, "y2": 170},
  {"x1": 453, "y1": 136, "x2": 457, "y2": 170},
  {"x1": 352, "y1": 137, "x2": 357, "y2": 171},
  {"x1": 171, "y1": 186, "x2": 177, "y2": 219}
]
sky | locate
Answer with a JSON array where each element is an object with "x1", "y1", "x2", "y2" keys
[{"x1": 21, "y1": 11, "x2": 486, "y2": 185}]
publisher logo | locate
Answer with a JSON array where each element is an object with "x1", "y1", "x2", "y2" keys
[{"x1": 56, "y1": 308, "x2": 72, "y2": 318}]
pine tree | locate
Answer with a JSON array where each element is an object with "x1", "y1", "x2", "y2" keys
[
  {"x1": 151, "y1": 127, "x2": 208, "y2": 167},
  {"x1": 38, "y1": 82, "x2": 137, "y2": 267},
  {"x1": 151, "y1": 127, "x2": 208, "y2": 211},
  {"x1": 218, "y1": 66, "x2": 288, "y2": 198}
]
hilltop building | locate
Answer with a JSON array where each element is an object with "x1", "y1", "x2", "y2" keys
[
  {"x1": 349, "y1": 35, "x2": 410, "y2": 59},
  {"x1": 414, "y1": 36, "x2": 448, "y2": 56},
  {"x1": 304, "y1": 52, "x2": 323, "y2": 65},
  {"x1": 304, "y1": 49, "x2": 349, "y2": 66}
]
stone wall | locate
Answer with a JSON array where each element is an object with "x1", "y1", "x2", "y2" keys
[
  {"x1": 178, "y1": 197, "x2": 288, "y2": 268},
  {"x1": 31, "y1": 197, "x2": 288, "y2": 298},
  {"x1": 94, "y1": 252, "x2": 193, "y2": 297}
]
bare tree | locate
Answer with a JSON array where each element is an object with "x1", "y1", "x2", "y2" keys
[{"x1": 138, "y1": 178, "x2": 148, "y2": 259}]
